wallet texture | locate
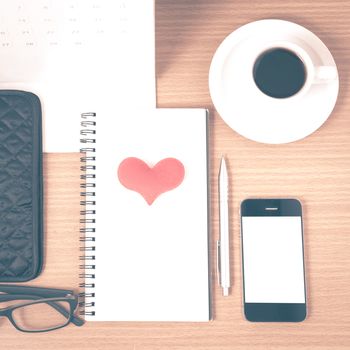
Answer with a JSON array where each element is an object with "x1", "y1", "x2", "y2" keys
[{"x1": 0, "y1": 90, "x2": 43, "y2": 282}]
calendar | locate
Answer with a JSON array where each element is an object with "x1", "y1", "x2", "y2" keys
[{"x1": 0, "y1": 0, "x2": 155, "y2": 152}]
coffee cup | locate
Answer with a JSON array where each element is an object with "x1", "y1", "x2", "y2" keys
[{"x1": 251, "y1": 41, "x2": 337, "y2": 99}]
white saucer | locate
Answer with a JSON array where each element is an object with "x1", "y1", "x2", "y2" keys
[{"x1": 209, "y1": 19, "x2": 339, "y2": 144}]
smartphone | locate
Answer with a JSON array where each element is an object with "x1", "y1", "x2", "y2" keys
[{"x1": 240, "y1": 199, "x2": 307, "y2": 322}]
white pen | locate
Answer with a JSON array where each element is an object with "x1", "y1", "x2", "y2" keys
[{"x1": 217, "y1": 156, "x2": 231, "y2": 296}]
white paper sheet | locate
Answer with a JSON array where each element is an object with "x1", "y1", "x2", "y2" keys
[
  {"x1": 83, "y1": 108, "x2": 210, "y2": 321},
  {"x1": 0, "y1": 0, "x2": 155, "y2": 152}
]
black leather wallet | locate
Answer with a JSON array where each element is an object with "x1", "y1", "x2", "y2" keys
[{"x1": 0, "y1": 90, "x2": 43, "y2": 282}]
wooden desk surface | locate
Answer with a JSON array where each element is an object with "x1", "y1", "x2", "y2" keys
[{"x1": 3, "y1": 0, "x2": 350, "y2": 349}]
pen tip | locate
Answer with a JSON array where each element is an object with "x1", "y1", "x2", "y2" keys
[{"x1": 220, "y1": 156, "x2": 227, "y2": 172}]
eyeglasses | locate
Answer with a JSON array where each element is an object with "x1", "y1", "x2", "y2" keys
[{"x1": 0, "y1": 284, "x2": 84, "y2": 332}]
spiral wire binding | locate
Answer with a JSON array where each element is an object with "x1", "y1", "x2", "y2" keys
[{"x1": 79, "y1": 112, "x2": 96, "y2": 317}]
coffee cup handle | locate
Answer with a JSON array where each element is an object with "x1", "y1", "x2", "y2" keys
[{"x1": 313, "y1": 66, "x2": 338, "y2": 84}]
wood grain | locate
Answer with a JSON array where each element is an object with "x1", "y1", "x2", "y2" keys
[{"x1": 2, "y1": 0, "x2": 350, "y2": 348}]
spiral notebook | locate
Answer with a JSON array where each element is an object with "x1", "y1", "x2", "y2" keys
[{"x1": 79, "y1": 109, "x2": 211, "y2": 321}]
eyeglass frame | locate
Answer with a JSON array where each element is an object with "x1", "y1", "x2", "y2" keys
[{"x1": 0, "y1": 284, "x2": 84, "y2": 332}]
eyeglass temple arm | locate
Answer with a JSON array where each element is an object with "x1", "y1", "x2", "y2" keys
[
  {"x1": 0, "y1": 284, "x2": 73, "y2": 298},
  {"x1": 0, "y1": 294, "x2": 84, "y2": 327}
]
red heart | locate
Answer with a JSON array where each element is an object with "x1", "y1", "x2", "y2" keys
[{"x1": 117, "y1": 157, "x2": 185, "y2": 205}]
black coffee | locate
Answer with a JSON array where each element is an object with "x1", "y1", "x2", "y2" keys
[{"x1": 253, "y1": 48, "x2": 306, "y2": 98}]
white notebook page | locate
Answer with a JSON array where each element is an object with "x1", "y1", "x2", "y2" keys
[
  {"x1": 83, "y1": 109, "x2": 210, "y2": 321},
  {"x1": 0, "y1": 0, "x2": 155, "y2": 152}
]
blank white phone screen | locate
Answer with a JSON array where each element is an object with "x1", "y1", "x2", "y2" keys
[{"x1": 242, "y1": 216, "x2": 305, "y2": 303}]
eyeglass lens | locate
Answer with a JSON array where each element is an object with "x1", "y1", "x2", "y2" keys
[{"x1": 11, "y1": 300, "x2": 71, "y2": 331}]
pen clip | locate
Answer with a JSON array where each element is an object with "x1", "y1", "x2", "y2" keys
[{"x1": 216, "y1": 240, "x2": 221, "y2": 286}]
